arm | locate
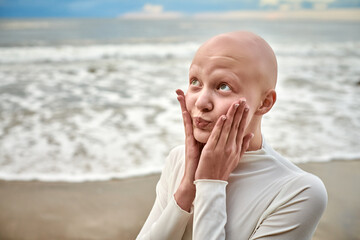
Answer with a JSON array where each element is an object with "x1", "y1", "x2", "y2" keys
[
  {"x1": 192, "y1": 100, "x2": 253, "y2": 240},
  {"x1": 176, "y1": 90, "x2": 252, "y2": 239},
  {"x1": 193, "y1": 180, "x2": 228, "y2": 240},
  {"x1": 137, "y1": 88, "x2": 204, "y2": 239},
  {"x1": 136, "y1": 148, "x2": 192, "y2": 240},
  {"x1": 174, "y1": 89, "x2": 202, "y2": 212},
  {"x1": 193, "y1": 101, "x2": 253, "y2": 240}
]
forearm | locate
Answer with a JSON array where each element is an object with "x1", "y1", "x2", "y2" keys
[
  {"x1": 174, "y1": 176, "x2": 196, "y2": 212},
  {"x1": 137, "y1": 196, "x2": 192, "y2": 240},
  {"x1": 193, "y1": 180, "x2": 228, "y2": 240},
  {"x1": 137, "y1": 145, "x2": 193, "y2": 240}
]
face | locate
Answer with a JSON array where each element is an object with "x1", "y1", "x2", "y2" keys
[{"x1": 185, "y1": 48, "x2": 261, "y2": 143}]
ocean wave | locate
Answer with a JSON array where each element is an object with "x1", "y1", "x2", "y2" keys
[
  {"x1": 1, "y1": 34, "x2": 360, "y2": 182},
  {"x1": 0, "y1": 168, "x2": 162, "y2": 182},
  {"x1": 0, "y1": 43, "x2": 199, "y2": 64},
  {"x1": 1, "y1": 41, "x2": 360, "y2": 64}
]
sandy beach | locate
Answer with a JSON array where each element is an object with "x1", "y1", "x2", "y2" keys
[{"x1": 0, "y1": 160, "x2": 359, "y2": 240}]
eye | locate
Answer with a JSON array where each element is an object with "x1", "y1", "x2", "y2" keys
[
  {"x1": 190, "y1": 79, "x2": 200, "y2": 87},
  {"x1": 218, "y1": 83, "x2": 231, "y2": 92}
]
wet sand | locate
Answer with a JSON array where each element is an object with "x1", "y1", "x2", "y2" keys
[{"x1": 0, "y1": 160, "x2": 359, "y2": 240}]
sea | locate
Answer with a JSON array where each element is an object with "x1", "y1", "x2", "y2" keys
[{"x1": 0, "y1": 18, "x2": 359, "y2": 182}]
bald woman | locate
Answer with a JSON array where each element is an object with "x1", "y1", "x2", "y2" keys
[{"x1": 137, "y1": 31, "x2": 327, "y2": 240}]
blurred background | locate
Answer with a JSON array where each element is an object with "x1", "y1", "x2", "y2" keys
[{"x1": 0, "y1": 0, "x2": 359, "y2": 182}]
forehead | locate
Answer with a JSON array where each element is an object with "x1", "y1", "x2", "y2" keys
[{"x1": 189, "y1": 51, "x2": 253, "y2": 82}]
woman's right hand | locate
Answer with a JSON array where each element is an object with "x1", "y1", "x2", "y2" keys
[{"x1": 174, "y1": 89, "x2": 202, "y2": 212}]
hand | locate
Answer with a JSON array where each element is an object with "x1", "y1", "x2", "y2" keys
[
  {"x1": 195, "y1": 100, "x2": 254, "y2": 181},
  {"x1": 174, "y1": 89, "x2": 203, "y2": 212}
]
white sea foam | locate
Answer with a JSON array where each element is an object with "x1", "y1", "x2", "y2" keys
[
  {"x1": 0, "y1": 38, "x2": 359, "y2": 182},
  {"x1": 0, "y1": 43, "x2": 199, "y2": 64}
]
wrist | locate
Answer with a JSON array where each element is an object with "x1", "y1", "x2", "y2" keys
[
  {"x1": 174, "y1": 180, "x2": 196, "y2": 212},
  {"x1": 195, "y1": 168, "x2": 230, "y2": 181}
]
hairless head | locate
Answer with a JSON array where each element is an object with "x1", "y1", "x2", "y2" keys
[{"x1": 193, "y1": 31, "x2": 278, "y2": 93}]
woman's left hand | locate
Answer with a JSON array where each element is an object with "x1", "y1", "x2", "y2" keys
[{"x1": 195, "y1": 100, "x2": 254, "y2": 181}]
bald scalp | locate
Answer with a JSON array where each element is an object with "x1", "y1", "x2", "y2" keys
[{"x1": 195, "y1": 31, "x2": 278, "y2": 93}]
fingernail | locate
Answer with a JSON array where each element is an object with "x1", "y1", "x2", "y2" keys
[
  {"x1": 182, "y1": 111, "x2": 187, "y2": 115},
  {"x1": 221, "y1": 115, "x2": 227, "y2": 120},
  {"x1": 234, "y1": 103, "x2": 239, "y2": 109},
  {"x1": 251, "y1": 133, "x2": 254, "y2": 138},
  {"x1": 245, "y1": 107, "x2": 249, "y2": 112}
]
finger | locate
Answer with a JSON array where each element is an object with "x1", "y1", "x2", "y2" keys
[
  {"x1": 240, "y1": 133, "x2": 254, "y2": 157},
  {"x1": 177, "y1": 95, "x2": 187, "y2": 115},
  {"x1": 206, "y1": 115, "x2": 227, "y2": 150},
  {"x1": 176, "y1": 90, "x2": 194, "y2": 141},
  {"x1": 175, "y1": 90, "x2": 190, "y2": 129},
  {"x1": 179, "y1": 104, "x2": 192, "y2": 138},
  {"x1": 176, "y1": 89, "x2": 185, "y2": 97},
  {"x1": 217, "y1": 101, "x2": 241, "y2": 148},
  {"x1": 236, "y1": 104, "x2": 250, "y2": 148},
  {"x1": 182, "y1": 110, "x2": 194, "y2": 141},
  {"x1": 227, "y1": 100, "x2": 246, "y2": 146},
  {"x1": 176, "y1": 89, "x2": 188, "y2": 114},
  {"x1": 176, "y1": 95, "x2": 187, "y2": 127}
]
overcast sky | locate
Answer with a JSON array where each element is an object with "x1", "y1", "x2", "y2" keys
[{"x1": 0, "y1": 0, "x2": 359, "y2": 18}]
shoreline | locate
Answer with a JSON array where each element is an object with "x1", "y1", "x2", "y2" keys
[
  {"x1": 1, "y1": 155, "x2": 360, "y2": 183},
  {"x1": 0, "y1": 170, "x2": 163, "y2": 183},
  {"x1": 0, "y1": 160, "x2": 359, "y2": 239}
]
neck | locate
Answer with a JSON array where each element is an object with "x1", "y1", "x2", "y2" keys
[{"x1": 246, "y1": 119, "x2": 262, "y2": 151}]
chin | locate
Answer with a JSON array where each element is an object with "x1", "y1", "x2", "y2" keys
[{"x1": 193, "y1": 128, "x2": 210, "y2": 144}]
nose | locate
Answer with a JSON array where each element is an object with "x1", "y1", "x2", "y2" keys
[{"x1": 195, "y1": 89, "x2": 213, "y2": 112}]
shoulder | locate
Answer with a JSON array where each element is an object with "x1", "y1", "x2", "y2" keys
[
  {"x1": 263, "y1": 139, "x2": 327, "y2": 202},
  {"x1": 263, "y1": 140, "x2": 328, "y2": 208},
  {"x1": 298, "y1": 173, "x2": 327, "y2": 203},
  {"x1": 157, "y1": 145, "x2": 185, "y2": 188},
  {"x1": 157, "y1": 145, "x2": 185, "y2": 200},
  {"x1": 254, "y1": 172, "x2": 327, "y2": 239},
  {"x1": 168, "y1": 145, "x2": 185, "y2": 159},
  {"x1": 281, "y1": 172, "x2": 328, "y2": 211},
  {"x1": 165, "y1": 145, "x2": 185, "y2": 166},
  {"x1": 161, "y1": 145, "x2": 185, "y2": 176}
]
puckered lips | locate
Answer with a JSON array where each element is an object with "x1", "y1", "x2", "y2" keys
[{"x1": 193, "y1": 116, "x2": 213, "y2": 130}]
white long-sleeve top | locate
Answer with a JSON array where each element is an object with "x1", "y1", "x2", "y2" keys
[{"x1": 137, "y1": 138, "x2": 327, "y2": 240}]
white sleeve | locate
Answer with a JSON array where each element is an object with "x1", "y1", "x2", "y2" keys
[
  {"x1": 137, "y1": 148, "x2": 192, "y2": 240},
  {"x1": 193, "y1": 179, "x2": 228, "y2": 240},
  {"x1": 250, "y1": 174, "x2": 328, "y2": 240}
]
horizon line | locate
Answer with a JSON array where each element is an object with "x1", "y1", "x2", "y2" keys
[
  {"x1": 120, "y1": 8, "x2": 360, "y2": 21},
  {"x1": 0, "y1": 8, "x2": 359, "y2": 21}
]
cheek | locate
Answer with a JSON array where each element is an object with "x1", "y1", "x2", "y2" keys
[
  {"x1": 215, "y1": 96, "x2": 253, "y2": 119},
  {"x1": 215, "y1": 99, "x2": 235, "y2": 116}
]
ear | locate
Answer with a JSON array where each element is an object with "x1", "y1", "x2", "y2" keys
[{"x1": 255, "y1": 89, "x2": 276, "y2": 115}]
